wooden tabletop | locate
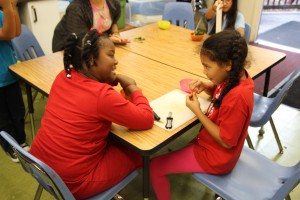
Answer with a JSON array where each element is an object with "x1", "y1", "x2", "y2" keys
[
  {"x1": 119, "y1": 23, "x2": 286, "y2": 79},
  {"x1": 9, "y1": 48, "x2": 210, "y2": 154}
]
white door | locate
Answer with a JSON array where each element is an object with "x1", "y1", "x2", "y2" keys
[
  {"x1": 238, "y1": 0, "x2": 264, "y2": 42},
  {"x1": 19, "y1": 1, "x2": 62, "y2": 54}
]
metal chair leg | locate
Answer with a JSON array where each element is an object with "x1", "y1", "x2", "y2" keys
[
  {"x1": 259, "y1": 126, "x2": 265, "y2": 136},
  {"x1": 285, "y1": 194, "x2": 291, "y2": 200},
  {"x1": 246, "y1": 134, "x2": 255, "y2": 150},
  {"x1": 34, "y1": 184, "x2": 43, "y2": 200},
  {"x1": 269, "y1": 117, "x2": 284, "y2": 154}
]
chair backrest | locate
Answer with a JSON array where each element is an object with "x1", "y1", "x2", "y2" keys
[
  {"x1": 0, "y1": 131, "x2": 140, "y2": 200},
  {"x1": 0, "y1": 131, "x2": 75, "y2": 200},
  {"x1": 162, "y1": 2, "x2": 195, "y2": 30},
  {"x1": 192, "y1": 146, "x2": 300, "y2": 200},
  {"x1": 255, "y1": 67, "x2": 300, "y2": 125},
  {"x1": 245, "y1": 23, "x2": 251, "y2": 43},
  {"x1": 12, "y1": 24, "x2": 45, "y2": 61}
]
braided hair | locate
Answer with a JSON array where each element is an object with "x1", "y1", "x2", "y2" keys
[
  {"x1": 63, "y1": 29, "x2": 106, "y2": 78},
  {"x1": 208, "y1": 0, "x2": 238, "y2": 35},
  {"x1": 201, "y1": 30, "x2": 248, "y2": 108}
]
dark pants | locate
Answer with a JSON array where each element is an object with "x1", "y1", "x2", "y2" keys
[{"x1": 0, "y1": 81, "x2": 26, "y2": 152}]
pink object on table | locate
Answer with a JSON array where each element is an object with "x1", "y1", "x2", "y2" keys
[{"x1": 180, "y1": 78, "x2": 193, "y2": 93}]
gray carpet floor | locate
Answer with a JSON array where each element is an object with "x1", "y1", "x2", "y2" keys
[{"x1": 258, "y1": 21, "x2": 300, "y2": 49}]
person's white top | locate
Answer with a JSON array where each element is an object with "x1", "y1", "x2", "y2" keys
[{"x1": 206, "y1": 11, "x2": 245, "y2": 34}]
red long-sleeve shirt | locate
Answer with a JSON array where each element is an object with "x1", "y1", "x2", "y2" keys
[
  {"x1": 30, "y1": 69, "x2": 154, "y2": 198},
  {"x1": 194, "y1": 72, "x2": 254, "y2": 174}
]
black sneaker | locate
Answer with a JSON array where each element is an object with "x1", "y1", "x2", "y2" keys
[{"x1": 8, "y1": 150, "x2": 19, "y2": 163}]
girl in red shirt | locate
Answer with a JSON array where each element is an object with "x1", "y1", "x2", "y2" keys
[
  {"x1": 30, "y1": 30, "x2": 154, "y2": 199},
  {"x1": 150, "y1": 30, "x2": 254, "y2": 200}
]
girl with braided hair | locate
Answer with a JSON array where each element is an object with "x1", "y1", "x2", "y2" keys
[
  {"x1": 52, "y1": 0, "x2": 129, "y2": 52},
  {"x1": 150, "y1": 30, "x2": 254, "y2": 200},
  {"x1": 205, "y1": 0, "x2": 245, "y2": 37},
  {"x1": 31, "y1": 29, "x2": 154, "y2": 199}
]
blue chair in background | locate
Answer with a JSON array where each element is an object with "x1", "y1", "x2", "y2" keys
[
  {"x1": 245, "y1": 23, "x2": 251, "y2": 43},
  {"x1": 12, "y1": 24, "x2": 45, "y2": 61},
  {"x1": 248, "y1": 67, "x2": 300, "y2": 154},
  {"x1": 0, "y1": 131, "x2": 139, "y2": 200},
  {"x1": 193, "y1": 146, "x2": 300, "y2": 200},
  {"x1": 163, "y1": 2, "x2": 195, "y2": 30}
]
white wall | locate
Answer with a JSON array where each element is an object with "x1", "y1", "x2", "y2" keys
[{"x1": 238, "y1": 0, "x2": 264, "y2": 42}]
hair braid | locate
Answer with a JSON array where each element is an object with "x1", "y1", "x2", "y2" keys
[
  {"x1": 81, "y1": 29, "x2": 100, "y2": 69},
  {"x1": 63, "y1": 33, "x2": 82, "y2": 78}
]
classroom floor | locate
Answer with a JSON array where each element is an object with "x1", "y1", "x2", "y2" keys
[{"x1": 1, "y1": 10, "x2": 300, "y2": 200}]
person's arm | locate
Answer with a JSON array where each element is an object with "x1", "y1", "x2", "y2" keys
[
  {"x1": 11, "y1": 0, "x2": 21, "y2": 36},
  {"x1": 0, "y1": 0, "x2": 16, "y2": 40},
  {"x1": 205, "y1": 0, "x2": 222, "y2": 20},
  {"x1": 109, "y1": 23, "x2": 130, "y2": 44},
  {"x1": 65, "y1": 3, "x2": 91, "y2": 36},
  {"x1": 236, "y1": 27, "x2": 245, "y2": 38},
  {"x1": 110, "y1": 23, "x2": 119, "y2": 35},
  {"x1": 98, "y1": 87, "x2": 154, "y2": 130},
  {"x1": 186, "y1": 93, "x2": 231, "y2": 148},
  {"x1": 235, "y1": 13, "x2": 246, "y2": 38}
]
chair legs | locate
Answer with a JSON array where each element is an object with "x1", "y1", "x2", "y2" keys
[
  {"x1": 258, "y1": 126, "x2": 265, "y2": 136},
  {"x1": 249, "y1": 117, "x2": 284, "y2": 154},
  {"x1": 246, "y1": 134, "x2": 254, "y2": 150},
  {"x1": 34, "y1": 184, "x2": 43, "y2": 200},
  {"x1": 269, "y1": 117, "x2": 284, "y2": 154}
]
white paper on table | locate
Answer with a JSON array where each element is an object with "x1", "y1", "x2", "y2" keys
[
  {"x1": 216, "y1": 5, "x2": 222, "y2": 33},
  {"x1": 150, "y1": 89, "x2": 210, "y2": 131}
]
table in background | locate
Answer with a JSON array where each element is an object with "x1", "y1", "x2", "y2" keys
[
  {"x1": 9, "y1": 48, "x2": 210, "y2": 200},
  {"x1": 119, "y1": 23, "x2": 286, "y2": 96}
]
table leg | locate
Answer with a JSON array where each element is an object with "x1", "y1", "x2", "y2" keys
[
  {"x1": 25, "y1": 84, "x2": 35, "y2": 140},
  {"x1": 263, "y1": 70, "x2": 271, "y2": 97},
  {"x1": 143, "y1": 155, "x2": 150, "y2": 200},
  {"x1": 260, "y1": 70, "x2": 272, "y2": 135}
]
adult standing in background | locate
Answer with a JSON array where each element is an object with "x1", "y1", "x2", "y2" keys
[
  {"x1": 205, "y1": 0, "x2": 245, "y2": 37},
  {"x1": 52, "y1": 0, "x2": 129, "y2": 52},
  {"x1": 0, "y1": 0, "x2": 30, "y2": 162}
]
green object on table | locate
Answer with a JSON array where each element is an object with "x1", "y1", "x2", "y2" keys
[{"x1": 117, "y1": 0, "x2": 126, "y2": 29}]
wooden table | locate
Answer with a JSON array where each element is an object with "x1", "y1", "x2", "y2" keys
[
  {"x1": 119, "y1": 23, "x2": 286, "y2": 96},
  {"x1": 9, "y1": 48, "x2": 210, "y2": 200},
  {"x1": 9, "y1": 24, "x2": 286, "y2": 199}
]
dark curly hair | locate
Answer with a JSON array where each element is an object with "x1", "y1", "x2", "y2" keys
[
  {"x1": 63, "y1": 29, "x2": 108, "y2": 78},
  {"x1": 201, "y1": 30, "x2": 248, "y2": 108}
]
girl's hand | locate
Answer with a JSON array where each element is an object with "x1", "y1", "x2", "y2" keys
[
  {"x1": 186, "y1": 92, "x2": 202, "y2": 114},
  {"x1": 189, "y1": 80, "x2": 207, "y2": 94},
  {"x1": 213, "y1": 0, "x2": 224, "y2": 9},
  {"x1": 115, "y1": 74, "x2": 138, "y2": 96},
  {"x1": 109, "y1": 33, "x2": 130, "y2": 44}
]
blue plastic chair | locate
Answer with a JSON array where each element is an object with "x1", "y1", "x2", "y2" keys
[
  {"x1": 12, "y1": 24, "x2": 45, "y2": 61},
  {"x1": 193, "y1": 146, "x2": 300, "y2": 200},
  {"x1": 0, "y1": 131, "x2": 139, "y2": 200},
  {"x1": 248, "y1": 68, "x2": 300, "y2": 154},
  {"x1": 245, "y1": 23, "x2": 251, "y2": 43},
  {"x1": 163, "y1": 2, "x2": 195, "y2": 30}
]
